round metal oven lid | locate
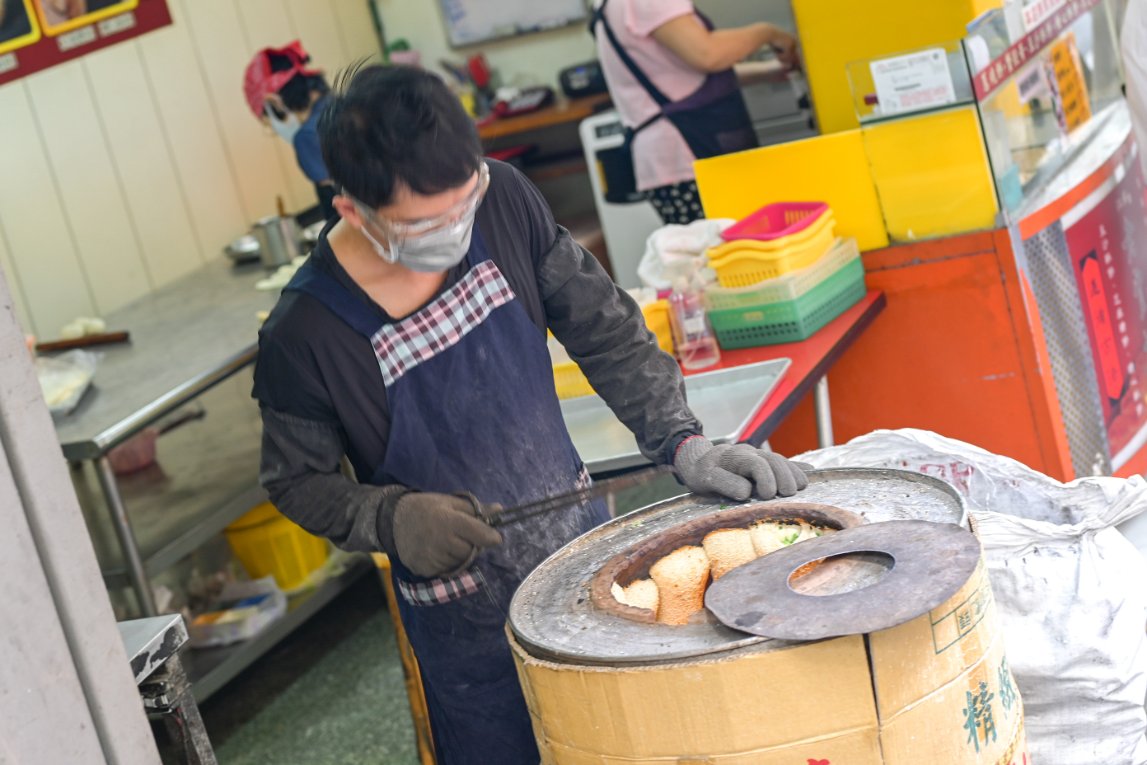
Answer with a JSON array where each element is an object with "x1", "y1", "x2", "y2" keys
[{"x1": 507, "y1": 468, "x2": 968, "y2": 666}]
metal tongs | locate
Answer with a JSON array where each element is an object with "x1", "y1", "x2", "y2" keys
[{"x1": 480, "y1": 465, "x2": 677, "y2": 528}]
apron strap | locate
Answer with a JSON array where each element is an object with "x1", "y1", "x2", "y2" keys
[
  {"x1": 591, "y1": 1, "x2": 739, "y2": 134},
  {"x1": 284, "y1": 260, "x2": 381, "y2": 339},
  {"x1": 591, "y1": 0, "x2": 671, "y2": 108}
]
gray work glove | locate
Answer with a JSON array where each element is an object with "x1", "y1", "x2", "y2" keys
[
  {"x1": 391, "y1": 492, "x2": 503, "y2": 578},
  {"x1": 674, "y1": 437, "x2": 809, "y2": 501}
]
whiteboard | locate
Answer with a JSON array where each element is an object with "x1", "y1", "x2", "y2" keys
[{"x1": 438, "y1": 0, "x2": 588, "y2": 47}]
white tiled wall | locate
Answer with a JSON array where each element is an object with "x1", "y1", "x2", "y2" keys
[{"x1": 0, "y1": 0, "x2": 381, "y2": 337}]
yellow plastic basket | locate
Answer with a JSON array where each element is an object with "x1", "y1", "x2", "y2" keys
[
  {"x1": 225, "y1": 502, "x2": 329, "y2": 591},
  {"x1": 551, "y1": 300, "x2": 673, "y2": 400},
  {"x1": 708, "y1": 213, "x2": 837, "y2": 288}
]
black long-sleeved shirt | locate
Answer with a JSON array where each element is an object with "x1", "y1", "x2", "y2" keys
[{"x1": 251, "y1": 160, "x2": 700, "y2": 554}]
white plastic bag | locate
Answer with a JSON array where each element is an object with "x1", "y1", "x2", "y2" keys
[
  {"x1": 798, "y1": 428, "x2": 1147, "y2": 765},
  {"x1": 35, "y1": 349, "x2": 99, "y2": 416},
  {"x1": 637, "y1": 218, "x2": 733, "y2": 291}
]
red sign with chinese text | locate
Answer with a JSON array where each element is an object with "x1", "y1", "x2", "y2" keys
[
  {"x1": 972, "y1": 0, "x2": 1099, "y2": 100},
  {"x1": 1065, "y1": 158, "x2": 1147, "y2": 465},
  {"x1": 0, "y1": 0, "x2": 171, "y2": 88}
]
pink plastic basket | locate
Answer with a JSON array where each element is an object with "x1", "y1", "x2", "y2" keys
[{"x1": 720, "y1": 202, "x2": 830, "y2": 242}]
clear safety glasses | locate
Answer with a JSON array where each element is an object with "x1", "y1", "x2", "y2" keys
[{"x1": 352, "y1": 161, "x2": 490, "y2": 250}]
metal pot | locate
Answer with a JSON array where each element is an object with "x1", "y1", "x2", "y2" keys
[
  {"x1": 302, "y1": 220, "x2": 325, "y2": 244},
  {"x1": 224, "y1": 234, "x2": 262, "y2": 264},
  {"x1": 251, "y1": 216, "x2": 300, "y2": 268}
]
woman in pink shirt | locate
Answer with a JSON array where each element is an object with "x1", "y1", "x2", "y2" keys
[{"x1": 592, "y1": 0, "x2": 797, "y2": 224}]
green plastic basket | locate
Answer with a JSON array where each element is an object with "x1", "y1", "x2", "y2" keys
[{"x1": 708, "y1": 257, "x2": 866, "y2": 349}]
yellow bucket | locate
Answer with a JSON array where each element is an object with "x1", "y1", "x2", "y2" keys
[{"x1": 225, "y1": 502, "x2": 329, "y2": 591}]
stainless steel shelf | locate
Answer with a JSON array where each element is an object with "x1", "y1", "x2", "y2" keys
[
  {"x1": 185, "y1": 555, "x2": 374, "y2": 704},
  {"x1": 74, "y1": 373, "x2": 265, "y2": 578},
  {"x1": 100, "y1": 483, "x2": 267, "y2": 589},
  {"x1": 144, "y1": 485, "x2": 266, "y2": 576}
]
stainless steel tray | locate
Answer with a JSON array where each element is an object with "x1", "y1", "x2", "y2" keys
[{"x1": 561, "y1": 358, "x2": 791, "y2": 474}]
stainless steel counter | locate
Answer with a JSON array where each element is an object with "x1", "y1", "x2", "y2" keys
[
  {"x1": 562, "y1": 359, "x2": 791, "y2": 473},
  {"x1": 53, "y1": 258, "x2": 277, "y2": 461},
  {"x1": 51, "y1": 257, "x2": 327, "y2": 702}
]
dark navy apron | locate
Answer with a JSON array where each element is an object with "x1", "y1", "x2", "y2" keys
[
  {"x1": 285, "y1": 226, "x2": 608, "y2": 765},
  {"x1": 591, "y1": 0, "x2": 758, "y2": 166}
]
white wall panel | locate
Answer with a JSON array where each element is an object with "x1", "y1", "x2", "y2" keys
[
  {"x1": 0, "y1": 84, "x2": 96, "y2": 336},
  {"x1": 84, "y1": 43, "x2": 205, "y2": 288},
  {"x1": 284, "y1": 0, "x2": 348, "y2": 73},
  {"x1": 26, "y1": 65, "x2": 151, "y2": 316},
  {"x1": 0, "y1": 1, "x2": 384, "y2": 330},
  {"x1": 182, "y1": 0, "x2": 293, "y2": 224},
  {"x1": 333, "y1": 0, "x2": 384, "y2": 67},
  {"x1": 237, "y1": 0, "x2": 316, "y2": 212},
  {"x1": 137, "y1": 1, "x2": 248, "y2": 261},
  {"x1": 0, "y1": 226, "x2": 34, "y2": 335}
]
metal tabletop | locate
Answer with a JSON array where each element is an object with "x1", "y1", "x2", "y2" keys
[
  {"x1": 51, "y1": 259, "x2": 279, "y2": 460},
  {"x1": 563, "y1": 358, "x2": 790, "y2": 474},
  {"x1": 118, "y1": 614, "x2": 188, "y2": 685}
]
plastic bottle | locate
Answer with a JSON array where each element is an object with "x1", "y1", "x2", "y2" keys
[{"x1": 668, "y1": 277, "x2": 721, "y2": 370}]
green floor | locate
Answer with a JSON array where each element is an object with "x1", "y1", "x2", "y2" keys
[
  {"x1": 181, "y1": 475, "x2": 683, "y2": 765},
  {"x1": 194, "y1": 574, "x2": 419, "y2": 765}
]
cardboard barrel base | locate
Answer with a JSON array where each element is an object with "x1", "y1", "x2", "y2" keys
[{"x1": 511, "y1": 556, "x2": 1028, "y2": 764}]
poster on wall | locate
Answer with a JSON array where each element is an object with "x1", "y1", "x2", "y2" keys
[
  {"x1": 1064, "y1": 155, "x2": 1147, "y2": 468},
  {"x1": 0, "y1": 0, "x2": 170, "y2": 87}
]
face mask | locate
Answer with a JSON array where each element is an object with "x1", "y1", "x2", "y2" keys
[
  {"x1": 355, "y1": 162, "x2": 489, "y2": 272},
  {"x1": 265, "y1": 104, "x2": 301, "y2": 143},
  {"x1": 360, "y1": 211, "x2": 476, "y2": 273}
]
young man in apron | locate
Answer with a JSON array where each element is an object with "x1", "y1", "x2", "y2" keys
[{"x1": 252, "y1": 65, "x2": 808, "y2": 765}]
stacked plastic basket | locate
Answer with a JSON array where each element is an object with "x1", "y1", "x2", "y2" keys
[{"x1": 703, "y1": 202, "x2": 866, "y2": 349}]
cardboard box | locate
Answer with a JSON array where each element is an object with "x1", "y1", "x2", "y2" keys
[{"x1": 512, "y1": 551, "x2": 1026, "y2": 764}]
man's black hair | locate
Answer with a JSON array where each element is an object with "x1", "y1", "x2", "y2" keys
[
  {"x1": 317, "y1": 64, "x2": 482, "y2": 208},
  {"x1": 268, "y1": 52, "x2": 329, "y2": 114}
]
